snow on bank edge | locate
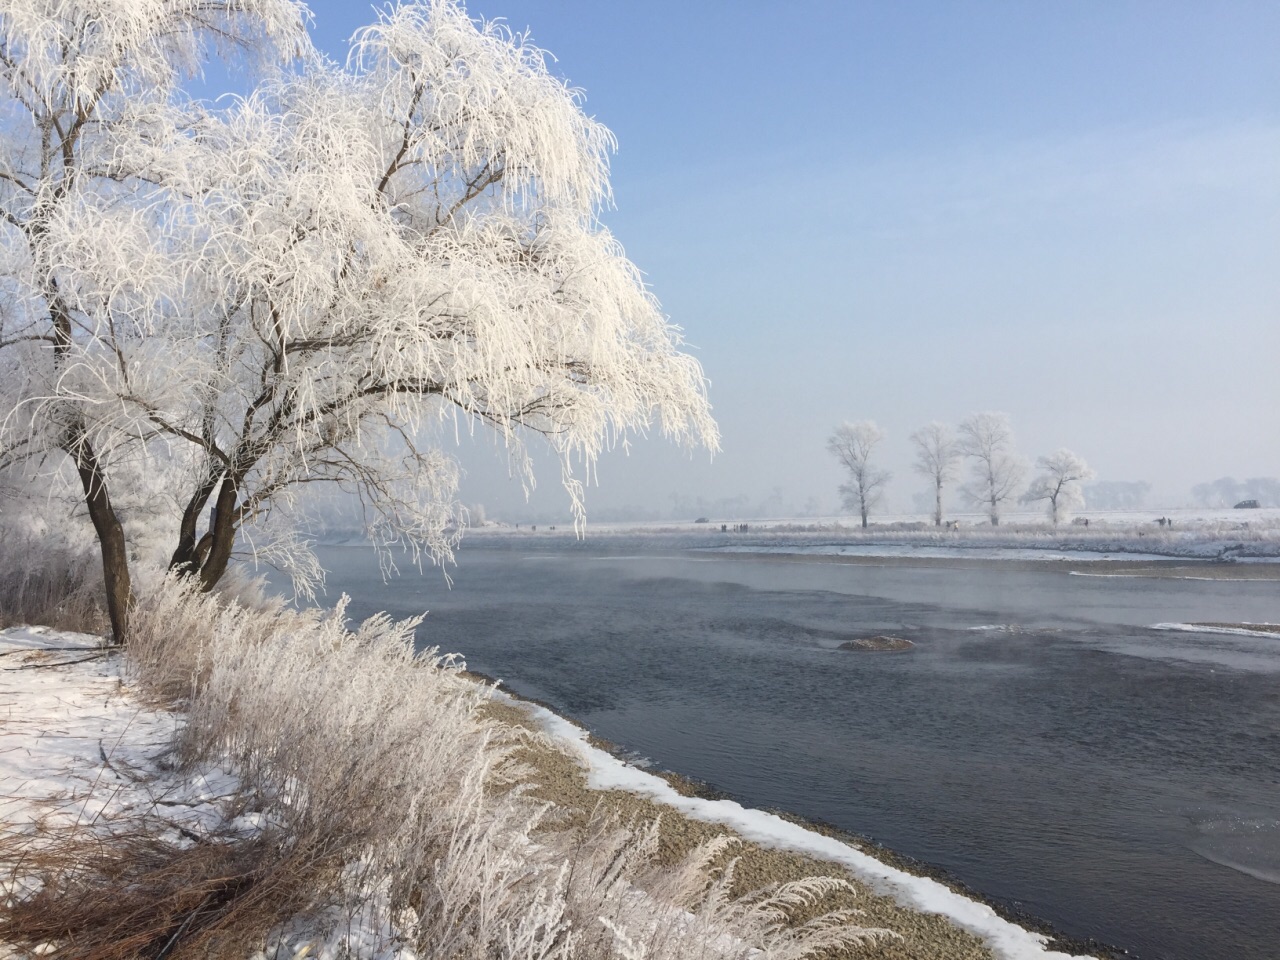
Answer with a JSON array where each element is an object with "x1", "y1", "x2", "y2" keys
[{"x1": 511, "y1": 695, "x2": 1096, "y2": 960}]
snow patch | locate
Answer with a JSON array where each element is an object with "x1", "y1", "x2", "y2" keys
[{"x1": 0, "y1": 626, "x2": 413, "y2": 960}]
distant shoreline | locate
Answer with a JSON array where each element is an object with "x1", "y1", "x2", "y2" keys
[{"x1": 687, "y1": 547, "x2": 1280, "y2": 580}]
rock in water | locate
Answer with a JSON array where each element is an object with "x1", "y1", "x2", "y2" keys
[{"x1": 838, "y1": 636, "x2": 914, "y2": 652}]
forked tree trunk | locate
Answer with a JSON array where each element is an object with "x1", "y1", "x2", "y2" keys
[
  {"x1": 71, "y1": 439, "x2": 133, "y2": 644},
  {"x1": 169, "y1": 470, "x2": 220, "y2": 576},
  {"x1": 197, "y1": 477, "x2": 241, "y2": 590}
]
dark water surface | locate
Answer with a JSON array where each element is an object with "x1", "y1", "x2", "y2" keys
[{"x1": 317, "y1": 537, "x2": 1280, "y2": 960}]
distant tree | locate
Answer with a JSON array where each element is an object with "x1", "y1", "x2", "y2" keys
[
  {"x1": 1212, "y1": 477, "x2": 1245, "y2": 507},
  {"x1": 1190, "y1": 482, "x2": 1218, "y2": 507},
  {"x1": 957, "y1": 412, "x2": 1026, "y2": 526},
  {"x1": 1192, "y1": 478, "x2": 1244, "y2": 508},
  {"x1": 827, "y1": 421, "x2": 890, "y2": 528},
  {"x1": 1021, "y1": 449, "x2": 1096, "y2": 525},
  {"x1": 0, "y1": 1, "x2": 717, "y2": 643},
  {"x1": 757, "y1": 486, "x2": 787, "y2": 519},
  {"x1": 1193, "y1": 476, "x2": 1280, "y2": 508},
  {"x1": 1243, "y1": 477, "x2": 1280, "y2": 507},
  {"x1": 1085, "y1": 480, "x2": 1150, "y2": 511},
  {"x1": 910, "y1": 422, "x2": 960, "y2": 527}
]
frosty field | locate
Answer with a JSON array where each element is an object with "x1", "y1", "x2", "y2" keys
[{"x1": 319, "y1": 532, "x2": 1280, "y2": 960}]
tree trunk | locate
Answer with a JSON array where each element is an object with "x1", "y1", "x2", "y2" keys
[
  {"x1": 170, "y1": 471, "x2": 220, "y2": 576},
  {"x1": 860, "y1": 504, "x2": 869, "y2": 528},
  {"x1": 198, "y1": 477, "x2": 240, "y2": 590},
  {"x1": 934, "y1": 483, "x2": 943, "y2": 526},
  {"x1": 71, "y1": 439, "x2": 133, "y2": 644},
  {"x1": 48, "y1": 294, "x2": 132, "y2": 642}
]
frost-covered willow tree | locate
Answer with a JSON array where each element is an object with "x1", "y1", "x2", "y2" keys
[
  {"x1": 1022, "y1": 449, "x2": 1094, "y2": 525},
  {"x1": 0, "y1": 1, "x2": 718, "y2": 643},
  {"x1": 827, "y1": 420, "x2": 889, "y2": 529}
]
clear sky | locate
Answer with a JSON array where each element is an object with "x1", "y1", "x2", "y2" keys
[{"x1": 301, "y1": 1, "x2": 1280, "y2": 520}]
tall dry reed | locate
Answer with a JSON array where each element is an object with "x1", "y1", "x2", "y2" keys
[
  {"x1": 5, "y1": 576, "x2": 894, "y2": 959},
  {"x1": 0, "y1": 539, "x2": 108, "y2": 635}
]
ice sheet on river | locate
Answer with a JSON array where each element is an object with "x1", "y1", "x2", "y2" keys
[{"x1": 711, "y1": 543, "x2": 1180, "y2": 563}]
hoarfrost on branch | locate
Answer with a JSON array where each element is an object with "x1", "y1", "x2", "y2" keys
[{"x1": 910, "y1": 421, "x2": 959, "y2": 528}]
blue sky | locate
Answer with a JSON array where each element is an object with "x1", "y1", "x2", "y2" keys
[{"x1": 297, "y1": 1, "x2": 1280, "y2": 519}]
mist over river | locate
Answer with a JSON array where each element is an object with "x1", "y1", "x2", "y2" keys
[{"x1": 316, "y1": 535, "x2": 1280, "y2": 960}]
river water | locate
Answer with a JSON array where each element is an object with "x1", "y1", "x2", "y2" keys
[{"x1": 317, "y1": 535, "x2": 1280, "y2": 960}]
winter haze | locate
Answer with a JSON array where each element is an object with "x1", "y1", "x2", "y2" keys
[{"x1": 305, "y1": 1, "x2": 1280, "y2": 521}]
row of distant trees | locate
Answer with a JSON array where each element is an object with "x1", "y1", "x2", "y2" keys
[
  {"x1": 1083, "y1": 480, "x2": 1151, "y2": 511},
  {"x1": 827, "y1": 413, "x2": 1093, "y2": 527},
  {"x1": 1190, "y1": 477, "x2": 1280, "y2": 509}
]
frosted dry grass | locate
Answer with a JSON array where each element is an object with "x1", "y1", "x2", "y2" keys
[
  {"x1": 0, "y1": 538, "x2": 107, "y2": 634},
  {"x1": 118, "y1": 581, "x2": 894, "y2": 959}
]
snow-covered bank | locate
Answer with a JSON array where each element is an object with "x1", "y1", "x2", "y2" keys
[
  {"x1": 688, "y1": 516, "x2": 1280, "y2": 564},
  {"x1": 709, "y1": 543, "x2": 1182, "y2": 563},
  {"x1": 2, "y1": 610, "x2": 1101, "y2": 960},
  {"x1": 1, "y1": 594, "x2": 916, "y2": 960},
  {"x1": 0, "y1": 627, "x2": 229, "y2": 839},
  {"x1": 0, "y1": 627, "x2": 410, "y2": 960},
  {"x1": 455, "y1": 507, "x2": 1280, "y2": 566},
  {"x1": 517, "y1": 698, "x2": 1096, "y2": 960}
]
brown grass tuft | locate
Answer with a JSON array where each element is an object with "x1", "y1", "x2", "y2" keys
[{"x1": 0, "y1": 825, "x2": 331, "y2": 960}]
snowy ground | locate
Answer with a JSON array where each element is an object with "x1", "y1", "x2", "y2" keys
[
  {"x1": 472, "y1": 505, "x2": 1280, "y2": 534},
  {"x1": 0, "y1": 627, "x2": 232, "y2": 841},
  {"x1": 710, "y1": 543, "x2": 1186, "y2": 563},
  {"x1": 0, "y1": 627, "x2": 408, "y2": 960}
]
